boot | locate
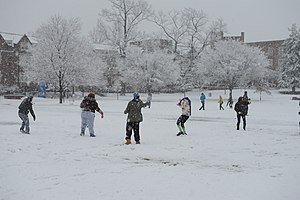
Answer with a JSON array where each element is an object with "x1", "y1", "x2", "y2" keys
[
  {"x1": 125, "y1": 139, "x2": 131, "y2": 145},
  {"x1": 136, "y1": 140, "x2": 140, "y2": 144}
]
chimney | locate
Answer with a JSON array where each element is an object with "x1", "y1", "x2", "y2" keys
[{"x1": 240, "y1": 32, "x2": 245, "y2": 43}]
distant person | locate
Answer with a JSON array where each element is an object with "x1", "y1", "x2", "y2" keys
[
  {"x1": 234, "y1": 96, "x2": 248, "y2": 130},
  {"x1": 227, "y1": 96, "x2": 233, "y2": 108},
  {"x1": 243, "y1": 91, "x2": 251, "y2": 115},
  {"x1": 80, "y1": 92, "x2": 104, "y2": 137},
  {"x1": 18, "y1": 96, "x2": 36, "y2": 134},
  {"x1": 218, "y1": 95, "x2": 224, "y2": 110},
  {"x1": 199, "y1": 93, "x2": 206, "y2": 110},
  {"x1": 176, "y1": 97, "x2": 191, "y2": 136},
  {"x1": 124, "y1": 93, "x2": 150, "y2": 145}
]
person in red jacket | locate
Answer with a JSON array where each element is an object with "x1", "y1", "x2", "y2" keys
[{"x1": 80, "y1": 93, "x2": 104, "y2": 137}]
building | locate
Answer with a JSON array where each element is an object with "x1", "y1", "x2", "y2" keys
[
  {"x1": 220, "y1": 31, "x2": 285, "y2": 71},
  {"x1": 222, "y1": 31, "x2": 245, "y2": 43},
  {"x1": 246, "y1": 40, "x2": 285, "y2": 70},
  {"x1": 0, "y1": 32, "x2": 36, "y2": 87},
  {"x1": 129, "y1": 39, "x2": 173, "y2": 52}
]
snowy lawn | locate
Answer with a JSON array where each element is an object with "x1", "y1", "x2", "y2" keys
[{"x1": 0, "y1": 89, "x2": 300, "y2": 200}]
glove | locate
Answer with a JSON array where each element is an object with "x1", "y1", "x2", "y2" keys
[
  {"x1": 33, "y1": 115, "x2": 36, "y2": 121},
  {"x1": 100, "y1": 112, "x2": 104, "y2": 118}
]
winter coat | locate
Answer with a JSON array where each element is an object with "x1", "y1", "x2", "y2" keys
[
  {"x1": 218, "y1": 96, "x2": 223, "y2": 104},
  {"x1": 124, "y1": 99, "x2": 148, "y2": 122},
  {"x1": 178, "y1": 98, "x2": 191, "y2": 116},
  {"x1": 234, "y1": 97, "x2": 248, "y2": 116},
  {"x1": 80, "y1": 96, "x2": 102, "y2": 113},
  {"x1": 200, "y1": 94, "x2": 206, "y2": 103},
  {"x1": 18, "y1": 97, "x2": 35, "y2": 118}
]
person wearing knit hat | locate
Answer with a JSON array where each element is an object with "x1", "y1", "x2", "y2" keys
[
  {"x1": 80, "y1": 92, "x2": 104, "y2": 137},
  {"x1": 123, "y1": 92, "x2": 150, "y2": 144}
]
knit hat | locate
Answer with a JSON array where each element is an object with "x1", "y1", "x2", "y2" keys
[{"x1": 88, "y1": 93, "x2": 95, "y2": 98}]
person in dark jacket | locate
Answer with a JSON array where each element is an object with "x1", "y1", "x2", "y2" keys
[
  {"x1": 234, "y1": 96, "x2": 248, "y2": 130},
  {"x1": 124, "y1": 92, "x2": 149, "y2": 145},
  {"x1": 243, "y1": 91, "x2": 251, "y2": 115},
  {"x1": 80, "y1": 92, "x2": 104, "y2": 137},
  {"x1": 18, "y1": 96, "x2": 36, "y2": 134}
]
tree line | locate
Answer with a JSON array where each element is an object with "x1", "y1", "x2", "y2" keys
[{"x1": 18, "y1": 0, "x2": 299, "y2": 103}]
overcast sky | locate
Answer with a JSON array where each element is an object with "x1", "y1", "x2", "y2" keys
[{"x1": 0, "y1": 0, "x2": 299, "y2": 42}]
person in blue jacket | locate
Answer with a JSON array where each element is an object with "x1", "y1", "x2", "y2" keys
[{"x1": 199, "y1": 93, "x2": 206, "y2": 110}]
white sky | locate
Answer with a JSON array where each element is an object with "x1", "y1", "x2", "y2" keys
[{"x1": 0, "y1": 0, "x2": 299, "y2": 42}]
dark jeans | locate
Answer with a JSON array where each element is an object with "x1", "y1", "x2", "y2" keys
[
  {"x1": 126, "y1": 122, "x2": 140, "y2": 142},
  {"x1": 199, "y1": 101, "x2": 205, "y2": 110},
  {"x1": 176, "y1": 115, "x2": 189, "y2": 128},
  {"x1": 219, "y1": 103, "x2": 224, "y2": 110},
  {"x1": 18, "y1": 112, "x2": 30, "y2": 133},
  {"x1": 237, "y1": 114, "x2": 246, "y2": 130}
]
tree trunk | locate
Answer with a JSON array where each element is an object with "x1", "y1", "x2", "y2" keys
[
  {"x1": 59, "y1": 71, "x2": 63, "y2": 104},
  {"x1": 292, "y1": 85, "x2": 296, "y2": 93}
]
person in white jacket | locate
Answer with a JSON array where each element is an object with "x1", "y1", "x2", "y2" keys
[{"x1": 176, "y1": 97, "x2": 191, "y2": 136}]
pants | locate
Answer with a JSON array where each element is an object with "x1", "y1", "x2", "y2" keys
[
  {"x1": 176, "y1": 115, "x2": 189, "y2": 131},
  {"x1": 199, "y1": 101, "x2": 205, "y2": 110},
  {"x1": 237, "y1": 114, "x2": 246, "y2": 130},
  {"x1": 125, "y1": 122, "x2": 140, "y2": 142},
  {"x1": 19, "y1": 112, "x2": 30, "y2": 133},
  {"x1": 81, "y1": 111, "x2": 95, "y2": 135},
  {"x1": 219, "y1": 103, "x2": 224, "y2": 110}
]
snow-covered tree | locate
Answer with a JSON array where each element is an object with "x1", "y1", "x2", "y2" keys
[
  {"x1": 152, "y1": 8, "x2": 227, "y2": 92},
  {"x1": 117, "y1": 48, "x2": 179, "y2": 93},
  {"x1": 90, "y1": 0, "x2": 153, "y2": 57},
  {"x1": 29, "y1": 15, "x2": 103, "y2": 103},
  {"x1": 281, "y1": 24, "x2": 300, "y2": 92},
  {"x1": 200, "y1": 40, "x2": 270, "y2": 100}
]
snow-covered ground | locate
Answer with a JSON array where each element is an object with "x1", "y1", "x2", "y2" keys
[{"x1": 1, "y1": 89, "x2": 300, "y2": 200}]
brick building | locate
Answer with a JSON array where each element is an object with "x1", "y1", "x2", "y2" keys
[
  {"x1": 0, "y1": 32, "x2": 36, "y2": 87},
  {"x1": 220, "y1": 31, "x2": 285, "y2": 71},
  {"x1": 246, "y1": 40, "x2": 285, "y2": 70}
]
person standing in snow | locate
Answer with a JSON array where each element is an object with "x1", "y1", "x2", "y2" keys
[
  {"x1": 234, "y1": 96, "x2": 248, "y2": 130},
  {"x1": 243, "y1": 91, "x2": 251, "y2": 115},
  {"x1": 80, "y1": 92, "x2": 104, "y2": 137},
  {"x1": 226, "y1": 96, "x2": 233, "y2": 108},
  {"x1": 199, "y1": 93, "x2": 206, "y2": 110},
  {"x1": 18, "y1": 96, "x2": 36, "y2": 134},
  {"x1": 176, "y1": 97, "x2": 191, "y2": 136},
  {"x1": 124, "y1": 92, "x2": 150, "y2": 145},
  {"x1": 218, "y1": 95, "x2": 224, "y2": 110}
]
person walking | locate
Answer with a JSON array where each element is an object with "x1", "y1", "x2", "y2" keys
[
  {"x1": 226, "y1": 96, "x2": 233, "y2": 108},
  {"x1": 176, "y1": 97, "x2": 191, "y2": 136},
  {"x1": 234, "y1": 96, "x2": 248, "y2": 130},
  {"x1": 124, "y1": 93, "x2": 150, "y2": 145},
  {"x1": 218, "y1": 95, "x2": 224, "y2": 110},
  {"x1": 80, "y1": 92, "x2": 104, "y2": 137},
  {"x1": 199, "y1": 93, "x2": 206, "y2": 110},
  {"x1": 18, "y1": 96, "x2": 36, "y2": 134}
]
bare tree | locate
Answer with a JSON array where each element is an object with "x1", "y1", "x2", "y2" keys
[
  {"x1": 91, "y1": 0, "x2": 152, "y2": 57},
  {"x1": 151, "y1": 10, "x2": 188, "y2": 54}
]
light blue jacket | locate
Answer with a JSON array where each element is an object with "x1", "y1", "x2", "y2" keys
[{"x1": 200, "y1": 94, "x2": 206, "y2": 102}]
